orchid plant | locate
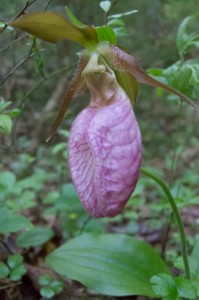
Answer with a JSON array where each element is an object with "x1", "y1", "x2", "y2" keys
[
  {"x1": 7, "y1": 4, "x2": 199, "y2": 298},
  {"x1": 9, "y1": 7, "x2": 198, "y2": 218}
]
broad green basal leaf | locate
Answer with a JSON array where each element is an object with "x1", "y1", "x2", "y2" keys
[
  {"x1": 10, "y1": 12, "x2": 98, "y2": 48},
  {"x1": 46, "y1": 233, "x2": 170, "y2": 297}
]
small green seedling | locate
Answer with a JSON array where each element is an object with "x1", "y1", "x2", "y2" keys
[
  {"x1": 39, "y1": 274, "x2": 64, "y2": 299},
  {"x1": 0, "y1": 254, "x2": 26, "y2": 281}
]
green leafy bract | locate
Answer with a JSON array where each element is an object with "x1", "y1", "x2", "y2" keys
[
  {"x1": 115, "y1": 70, "x2": 139, "y2": 104},
  {"x1": 46, "y1": 233, "x2": 170, "y2": 297},
  {"x1": 10, "y1": 12, "x2": 98, "y2": 48}
]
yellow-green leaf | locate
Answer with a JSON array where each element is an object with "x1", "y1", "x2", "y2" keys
[{"x1": 10, "y1": 12, "x2": 98, "y2": 48}]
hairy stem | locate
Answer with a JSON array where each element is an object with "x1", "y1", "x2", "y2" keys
[{"x1": 141, "y1": 167, "x2": 190, "y2": 279}]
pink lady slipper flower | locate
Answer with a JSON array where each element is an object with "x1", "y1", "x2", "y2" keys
[
  {"x1": 68, "y1": 52, "x2": 142, "y2": 218},
  {"x1": 10, "y1": 12, "x2": 199, "y2": 218}
]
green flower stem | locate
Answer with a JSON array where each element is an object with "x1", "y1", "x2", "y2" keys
[{"x1": 141, "y1": 167, "x2": 190, "y2": 279}]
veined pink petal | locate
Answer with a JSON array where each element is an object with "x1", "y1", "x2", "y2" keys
[{"x1": 68, "y1": 84, "x2": 142, "y2": 218}]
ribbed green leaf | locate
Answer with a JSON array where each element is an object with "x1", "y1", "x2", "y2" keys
[
  {"x1": 10, "y1": 12, "x2": 98, "y2": 48},
  {"x1": 46, "y1": 233, "x2": 170, "y2": 297}
]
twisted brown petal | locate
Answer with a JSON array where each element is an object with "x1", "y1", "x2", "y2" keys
[
  {"x1": 46, "y1": 56, "x2": 88, "y2": 142},
  {"x1": 100, "y1": 44, "x2": 199, "y2": 112}
]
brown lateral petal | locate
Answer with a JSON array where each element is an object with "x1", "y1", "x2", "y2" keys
[
  {"x1": 102, "y1": 45, "x2": 199, "y2": 112},
  {"x1": 46, "y1": 56, "x2": 88, "y2": 142}
]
